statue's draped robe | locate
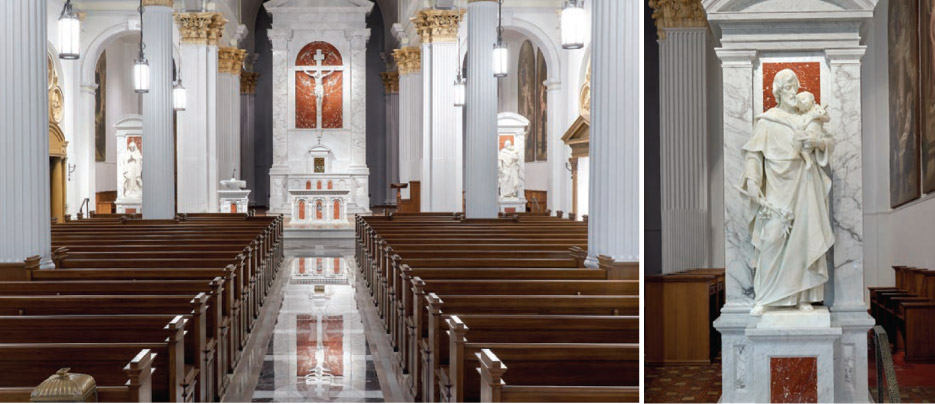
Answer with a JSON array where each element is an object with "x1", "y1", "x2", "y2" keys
[
  {"x1": 741, "y1": 108, "x2": 834, "y2": 307},
  {"x1": 498, "y1": 148, "x2": 522, "y2": 198}
]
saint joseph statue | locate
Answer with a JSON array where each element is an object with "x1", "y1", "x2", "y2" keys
[{"x1": 739, "y1": 69, "x2": 835, "y2": 316}]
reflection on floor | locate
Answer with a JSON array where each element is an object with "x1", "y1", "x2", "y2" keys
[{"x1": 250, "y1": 254, "x2": 384, "y2": 403}]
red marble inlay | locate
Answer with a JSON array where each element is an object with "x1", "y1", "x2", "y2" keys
[
  {"x1": 230, "y1": 204, "x2": 237, "y2": 213},
  {"x1": 296, "y1": 42, "x2": 342, "y2": 67},
  {"x1": 296, "y1": 315, "x2": 318, "y2": 376},
  {"x1": 305, "y1": 181, "x2": 312, "y2": 190},
  {"x1": 505, "y1": 207, "x2": 516, "y2": 213},
  {"x1": 299, "y1": 258, "x2": 306, "y2": 274},
  {"x1": 762, "y1": 62, "x2": 821, "y2": 112},
  {"x1": 298, "y1": 200, "x2": 306, "y2": 220},
  {"x1": 125, "y1": 208, "x2": 137, "y2": 214},
  {"x1": 499, "y1": 135, "x2": 515, "y2": 151},
  {"x1": 333, "y1": 200, "x2": 340, "y2": 220},
  {"x1": 324, "y1": 315, "x2": 343, "y2": 376},
  {"x1": 333, "y1": 258, "x2": 340, "y2": 274},
  {"x1": 295, "y1": 41, "x2": 343, "y2": 129},
  {"x1": 127, "y1": 136, "x2": 142, "y2": 152},
  {"x1": 770, "y1": 357, "x2": 818, "y2": 403},
  {"x1": 316, "y1": 200, "x2": 323, "y2": 220},
  {"x1": 317, "y1": 180, "x2": 322, "y2": 190},
  {"x1": 327, "y1": 180, "x2": 333, "y2": 190}
]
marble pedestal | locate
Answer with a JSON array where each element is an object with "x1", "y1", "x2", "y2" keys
[
  {"x1": 498, "y1": 198, "x2": 526, "y2": 214},
  {"x1": 218, "y1": 178, "x2": 251, "y2": 214}
]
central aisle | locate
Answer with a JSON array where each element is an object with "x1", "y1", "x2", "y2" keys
[{"x1": 247, "y1": 246, "x2": 388, "y2": 403}]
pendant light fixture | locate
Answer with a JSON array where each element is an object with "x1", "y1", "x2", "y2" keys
[
  {"x1": 173, "y1": 36, "x2": 186, "y2": 111},
  {"x1": 560, "y1": 0, "x2": 586, "y2": 50},
  {"x1": 454, "y1": 37, "x2": 466, "y2": 107},
  {"x1": 58, "y1": 0, "x2": 81, "y2": 60},
  {"x1": 133, "y1": 0, "x2": 150, "y2": 94},
  {"x1": 492, "y1": 0, "x2": 508, "y2": 78}
]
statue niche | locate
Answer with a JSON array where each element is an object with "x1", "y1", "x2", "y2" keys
[{"x1": 295, "y1": 42, "x2": 343, "y2": 130}]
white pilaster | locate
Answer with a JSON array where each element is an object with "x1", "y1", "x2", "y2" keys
[
  {"x1": 385, "y1": 87, "x2": 400, "y2": 205},
  {"x1": 268, "y1": 29, "x2": 291, "y2": 214},
  {"x1": 217, "y1": 48, "x2": 244, "y2": 182},
  {"x1": 142, "y1": 1, "x2": 176, "y2": 220},
  {"x1": 395, "y1": 45, "x2": 423, "y2": 200},
  {"x1": 587, "y1": 0, "x2": 640, "y2": 265},
  {"x1": 349, "y1": 31, "x2": 370, "y2": 173},
  {"x1": 464, "y1": 0, "x2": 499, "y2": 218},
  {"x1": 546, "y1": 80, "x2": 569, "y2": 214},
  {"x1": 241, "y1": 73, "x2": 258, "y2": 205},
  {"x1": 659, "y1": 28, "x2": 709, "y2": 274},
  {"x1": 0, "y1": 0, "x2": 52, "y2": 267}
]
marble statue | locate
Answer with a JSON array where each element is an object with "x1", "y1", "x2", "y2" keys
[
  {"x1": 738, "y1": 69, "x2": 835, "y2": 316},
  {"x1": 498, "y1": 140, "x2": 523, "y2": 198},
  {"x1": 123, "y1": 141, "x2": 142, "y2": 198}
]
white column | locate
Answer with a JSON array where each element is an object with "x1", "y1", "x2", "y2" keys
[
  {"x1": 417, "y1": 9, "x2": 465, "y2": 213},
  {"x1": 349, "y1": 31, "x2": 370, "y2": 172},
  {"x1": 546, "y1": 80, "x2": 570, "y2": 214},
  {"x1": 587, "y1": 0, "x2": 640, "y2": 266},
  {"x1": 142, "y1": 0, "x2": 176, "y2": 220},
  {"x1": 464, "y1": 0, "x2": 499, "y2": 218},
  {"x1": 382, "y1": 72, "x2": 400, "y2": 204},
  {"x1": 268, "y1": 29, "x2": 291, "y2": 214},
  {"x1": 175, "y1": 12, "x2": 223, "y2": 213},
  {"x1": 0, "y1": 0, "x2": 52, "y2": 267},
  {"x1": 241, "y1": 72, "x2": 259, "y2": 205},
  {"x1": 659, "y1": 28, "x2": 709, "y2": 274},
  {"x1": 394, "y1": 46, "x2": 423, "y2": 200},
  {"x1": 217, "y1": 47, "x2": 244, "y2": 182}
]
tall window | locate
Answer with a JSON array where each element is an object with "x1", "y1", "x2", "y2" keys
[{"x1": 295, "y1": 42, "x2": 343, "y2": 129}]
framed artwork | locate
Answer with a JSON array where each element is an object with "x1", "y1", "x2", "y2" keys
[
  {"x1": 94, "y1": 52, "x2": 106, "y2": 162},
  {"x1": 922, "y1": 0, "x2": 935, "y2": 192},
  {"x1": 536, "y1": 49, "x2": 548, "y2": 161},
  {"x1": 518, "y1": 40, "x2": 536, "y2": 162},
  {"x1": 314, "y1": 157, "x2": 325, "y2": 173},
  {"x1": 889, "y1": 0, "x2": 921, "y2": 208}
]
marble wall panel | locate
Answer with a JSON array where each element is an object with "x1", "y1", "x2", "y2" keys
[{"x1": 770, "y1": 357, "x2": 818, "y2": 403}]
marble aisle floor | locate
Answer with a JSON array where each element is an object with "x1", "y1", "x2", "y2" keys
[{"x1": 248, "y1": 246, "x2": 386, "y2": 403}]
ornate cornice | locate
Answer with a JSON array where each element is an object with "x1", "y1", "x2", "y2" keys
[
  {"x1": 411, "y1": 9, "x2": 465, "y2": 43},
  {"x1": 241, "y1": 72, "x2": 260, "y2": 94},
  {"x1": 218, "y1": 47, "x2": 247, "y2": 75},
  {"x1": 174, "y1": 12, "x2": 226, "y2": 45},
  {"x1": 648, "y1": 0, "x2": 707, "y2": 40},
  {"x1": 142, "y1": 0, "x2": 173, "y2": 7},
  {"x1": 392, "y1": 46, "x2": 421, "y2": 74},
  {"x1": 380, "y1": 72, "x2": 399, "y2": 94}
]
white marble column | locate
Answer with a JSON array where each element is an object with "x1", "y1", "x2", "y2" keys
[
  {"x1": 0, "y1": 0, "x2": 52, "y2": 267},
  {"x1": 658, "y1": 28, "x2": 710, "y2": 274},
  {"x1": 349, "y1": 31, "x2": 370, "y2": 174},
  {"x1": 546, "y1": 79, "x2": 570, "y2": 214},
  {"x1": 218, "y1": 47, "x2": 245, "y2": 182},
  {"x1": 464, "y1": 0, "x2": 499, "y2": 218},
  {"x1": 416, "y1": 9, "x2": 465, "y2": 213},
  {"x1": 268, "y1": 29, "x2": 291, "y2": 214},
  {"x1": 175, "y1": 12, "x2": 224, "y2": 213},
  {"x1": 142, "y1": 0, "x2": 176, "y2": 220},
  {"x1": 394, "y1": 47, "x2": 423, "y2": 200},
  {"x1": 587, "y1": 0, "x2": 640, "y2": 266},
  {"x1": 241, "y1": 72, "x2": 259, "y2": 205},
  {"x1": 382, "y1": 72, "x2": 400, "y2": 205}
]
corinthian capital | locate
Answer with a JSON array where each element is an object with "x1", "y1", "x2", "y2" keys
[
  {"x1": 392, "y1": 46, "x2": 421, "y2": 75},
  {"x1": 648, "y1": 0, "x2": 707, "y2": 39},
  {"x1": 411, "y1": 9, "x2": 465, "y2": 43},
  {"x1": 174, "y1": 12, "x2": 224, "y2": 45}
]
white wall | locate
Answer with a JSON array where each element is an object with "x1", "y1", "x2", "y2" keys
[{"x1": 96, "y1": 39, "x2": 142, "y2": 193}]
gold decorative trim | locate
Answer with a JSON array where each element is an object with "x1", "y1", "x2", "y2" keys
[
  {"x1": 648, "y1": 0, "x2": 707, "y2": 40},
  {"x1": 142, "y1": 0, "x2": 173, "y2": 7},
  {"x1": 218, "y1": 47, "x2": 247, "y2": 75},
  {"x1": 174, "y1": 12, "x2": 225, "y2": 45},
  {"x1": 411, "y1": 9, "x2": 465, "y2": 43},
  {"x1": 241, "y1": 72, "x2": 260, "y2": 94},
  {"x1": 380, "y1": 72, "x2": 399, "y2": 94},
  {"x1": 392, "y1": 47, "x2": 422, "y2": 74}
]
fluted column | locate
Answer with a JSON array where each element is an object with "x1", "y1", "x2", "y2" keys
[
  {"x1": 464, "y1": 0, "x2": 499, "y2": 218},
  {"x1": 268, "y1": 29, "x2": 291, "y2": 214},
  {"x1": 175, "y1": 12, "x2": 225, "y2": 213},
  {"x1": 218, "y1": 47, "x2": 246, "y2": 182},
  {"x1": 241, "y1": 72, "x2": 260, "y2": 205},
  {"x1": 381, "y1": 72, "x2": 400, "y2": 205},
  {"x1": 650, "y1": 1, "x2": 711, "y2": 274},
  {"x1": 587, "y1": 0, "x2": 640, "y2": 273},
  {"x1": 416, "y1": 9, "x2": 465, "y2": 212},
  {"x1": 393, "y1": 47, "x2": 423, "y2": 200},
  {"x1": 0, "y1": 0, "x2": 52, "y2": 267},
  {"x1": 142, "y1": 0, "x2": 176, "y2": 219}
]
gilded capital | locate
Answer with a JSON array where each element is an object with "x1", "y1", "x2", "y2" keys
[
  {"x1": 380, "y1": 72, "x2": 399, "y2": 94},
  {"x1": 241, "y1": 72, "x2": 260, "y2": 94},
  {"x1": 174, "y1": 12, "x2": 225, "y2": 45},
  {"x1": 648, "y1": 0, "x2": 707, "y2": 39},
  {"x1": 218, "y1": 47, "x2": 247, "y2": 75},
  {"x1": 392, "y1": 47, "x2": 421, "y2": 74},
  {"x1": 142, "y1": 0, "x2": 173, "y2": 7},
  {"x1": 411, "y1": 9, "x2": 465, "y2": 43}
]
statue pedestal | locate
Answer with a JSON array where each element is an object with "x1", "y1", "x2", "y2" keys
[{"x1": 499, "y1": 197, "x2": 526, "y2": 214}]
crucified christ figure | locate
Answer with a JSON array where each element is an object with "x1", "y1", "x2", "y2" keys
[{"x1": 300, "y1": 49, "x2": 338, "y2": 131}]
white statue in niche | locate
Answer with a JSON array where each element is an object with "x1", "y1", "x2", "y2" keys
[
  {"x1": 498, "y1": 140, "x2": 523, "y2": 198},
  {"x1": 123, "y1": 141, "x2": 143, "y2": 198},
  {"x1": 738, "y1": 69, "x2": 835, "y2": 316}
]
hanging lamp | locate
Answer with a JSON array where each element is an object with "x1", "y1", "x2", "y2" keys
[
  {"x1": 560, "y1": 0, "x2": 586, "y2": 50},
  {"x1": 58, "y1": 0, "x2": 81, "y2": 60},
  {"x1": 492, "y1": 0, "x2": 508, "y2": 78},
  {"x1": 454, "y1": 37, "x2": 466, "y2": 107},
  {"x1": 133, "y1": 0, "x2": 150, "y2": 93}
]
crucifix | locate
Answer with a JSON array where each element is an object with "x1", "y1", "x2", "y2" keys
[{"x1": 300, "y1": 49, "x2": 339, "y2": 138}]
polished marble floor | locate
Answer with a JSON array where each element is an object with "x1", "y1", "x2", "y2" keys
[{"x1": 249, "y1": 248, "x2": 386, "y2": 403}]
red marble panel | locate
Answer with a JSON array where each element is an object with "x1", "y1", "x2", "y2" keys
[
  {"x1": 295, "y1": 71, "x2": 343, "y2": 129},
  {"x1": 504, "y1": 207, "x2": 516, "y2": 213},
  {"x1": 333, "y1": 258, "x2": 340, "y2": 274},
  {"x1": 127, "y1": 136, "x2": 142, "y2": 152},
  {"x1": 333, "y1": 200, "x2": 340, "y2": 220},
  {"x1": 316, "y1": 200, "x2": 323, "y2": 220},
  {"x1": 229, "y1": 204, "x2": 237, "y2": 213},
  {"x1": 321, "y1": 72, "x2": 343, "y2": 129},
  {"x1": 316, "y1": 257, "x2": 323, "y2": 274},
  {"x1": 324, "y1": 316, "x2": 344, "y2": 376},
  {"x1": 296, "y1": 73, "x2": 317, "y2": 129},
  {"x1": 327, "y1": 180, "x2": 333, "y2": 190},
  {"x1": 296, "y1": 315, "x2": 318, "y2": 376},
  {"x1": 299, "y1": 258, "x2": 306, "y2": 274},
  {"x1": 499, "y1": 134, "x2": 515, "y2": 150},
  {"x1": 298, "y1": 200, "x2": 306, "y2": 220},
  {"x1": 762, "y1": 62, "x2": 821, "y2": 112},
  {"x1": 770, "y1": 357, "x2": 818, "y2": 403},
  {"x1": 317, "y1": 180, "x2": 322, "y2": 190},
  {"x1": 306, "y1": 181, "x2": 312, "y2": 190},
  {"x1": 296, "y1": 42, "x2": 342, "y2": 67},
  {"x1": 125, "y1": 208, "x2": 137, "y2": 214}
]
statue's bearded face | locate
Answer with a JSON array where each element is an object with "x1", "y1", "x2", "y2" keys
[
  {"x1": 779, "y1": 82, "x2": 798, "y2": 109},
  {"x1": 772, "y1": 69, "x2": 801, "y2": 110}
]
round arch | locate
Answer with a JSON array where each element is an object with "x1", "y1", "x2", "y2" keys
[{"x1": 501, "y1": 15, "x2": 562, "y2": 83}]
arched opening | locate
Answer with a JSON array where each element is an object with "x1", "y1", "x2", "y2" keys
[
  {"x1": 333, "y1": 200, "x2": 340, "y2": 220},
  {"x1": 298, "y1": 199, "x2": 306, "y2": 220},
  {"x1": 315, "y1": 199, "x2": 323, "y2": 220}
]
